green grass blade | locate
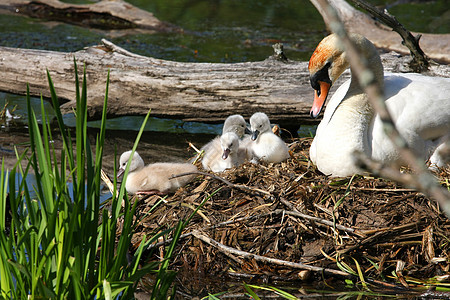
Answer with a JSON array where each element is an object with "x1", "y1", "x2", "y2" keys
[{"x1": 243, "y1": 282, "x2": 261, "y2": 300}]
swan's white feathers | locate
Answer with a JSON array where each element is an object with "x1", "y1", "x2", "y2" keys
[
  {"x1": 249, "y1": 112, "x2": 290, "y2": 164},
  {"x1": 309, "y1": 34, "x2": 450, "y2": 176}
]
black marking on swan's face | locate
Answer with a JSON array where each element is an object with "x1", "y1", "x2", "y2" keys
[{"x1": 310, "y1": 61, "x2": 332, "y2": 96}]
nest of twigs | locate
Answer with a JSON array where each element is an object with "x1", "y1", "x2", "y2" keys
[{"x1": 126, "y1": 138, "x2": 450, "y2": 297}]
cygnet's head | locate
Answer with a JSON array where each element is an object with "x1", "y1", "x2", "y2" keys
[
  {"x1": 223, "y1": 114, "x2": 249, "y2": 138},
  {"x1": 117, "y1": 150, "x2": 145, "y2": 178},
  {"x1": 220, "y1": 132, "x2": 239, "y2": 160},
  {"x1": 249, "y1": 112, "x2": 271, "y2": 141}
]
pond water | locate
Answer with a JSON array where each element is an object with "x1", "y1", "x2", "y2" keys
[{"x1": 0, "y1": 0, "x2": 449, "y2": 297}]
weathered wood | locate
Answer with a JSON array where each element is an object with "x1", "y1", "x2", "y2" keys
[
  {"x1": 0, "y1": 40, "x2": 449, "y2": 127},
  {"x1": 0, "y1": 40, "x2": 318, "y2": 127},
  {"x1": 0, "y1": 0, "x2": 178, "y2": 32},
  {"x1": 310, "y1": 0, "x2": 450, "y2": 63}
]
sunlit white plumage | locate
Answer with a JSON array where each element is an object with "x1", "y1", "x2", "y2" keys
[
  {"x1": 118, "y1": 150, "x2": 197, "y2": 194},
  {"x1": 248, "y1": 112, "x2": 290, "y2": 163},
  {"x1": 308, "y1": 33, "x2": 450, "y2": 177}
]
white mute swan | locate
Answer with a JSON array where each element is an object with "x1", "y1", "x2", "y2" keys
[
  {"x1": 249, "y1": 112, "x2": 290, "y2": 163},
  {"x1": 118, "y1": 150, "x2": 197, "y2": 195},
  {"x1": 308, "y1": 33, "x2": 450, "y2": 177}
]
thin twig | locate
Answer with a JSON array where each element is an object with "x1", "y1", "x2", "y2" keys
[
  {"x1": 100, "y1": 169, "x2": 118, "y2": 198},
  {"x1": 338, "y1": 221, "x2": 424, "y2": 254},
  {"x1": 170, "y1": 171, "x2": 272, "y2": 196},
  {"x1": 347, "y1": 0, "x2": 429, "y2": 71},
  {"x1": 145, "y1": 208, "x2": 364, "y2": 250},
  {"x1": 280, "y1": 209, "x2": 365, "y2": 237},
  {"x1": 191, "y1": 230, "x2": 351, "y2": 277}
]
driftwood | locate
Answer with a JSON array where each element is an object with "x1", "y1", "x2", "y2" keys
[
  {"x1": 0, "y1": 0, "x2": 178, "y2": 32},
  {"x1": 1, "y1": 39, "x2": 449, "y2": 127},
  {"x1": 310, "y1": 0, "x2": 450, "y2": 63},
  {"x1": 2, "y1": 0, "x2": 448, "y2": 64}
]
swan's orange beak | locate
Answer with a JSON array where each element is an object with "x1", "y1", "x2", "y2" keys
[{"x1": 310, "y1": 81, "x2": 331, "y2": 118}]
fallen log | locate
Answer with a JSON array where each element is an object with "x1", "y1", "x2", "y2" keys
[
  {"x1": 0, "y1": 0, "x2": 179, "y2": 32},
  {"x1": 0, "y1": 40, "x2": 449, "y2": 128},
  {"x1": 0, "y1": 39, "x2": 319, "y2": 128}
]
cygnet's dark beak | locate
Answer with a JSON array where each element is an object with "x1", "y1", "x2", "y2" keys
[
  {"x1": 222, "y1": 148, "x2": 231, "y2": 160},
  {"x1": 244, "y1": 126, "x2": 252, "y2": 135},
  {"x1": 117, "y1": 167, "x2": 125, "y2": 178},
  {"x1": 251, "y1": 130, "x2": 260, "y2": 141}
]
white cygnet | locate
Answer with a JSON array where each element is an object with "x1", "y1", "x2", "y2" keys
[{"x1": 248, "y1": 112, "x2": 290, "y2": 163}]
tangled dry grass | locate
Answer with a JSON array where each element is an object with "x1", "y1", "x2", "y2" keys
[{"x1": 119, "y1": 138, "x2": 450, "y2": 297}]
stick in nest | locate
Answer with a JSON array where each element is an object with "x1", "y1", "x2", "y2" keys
[
  {"x1": 170, "y1": 171, "x2": 272, "y2": 196},
  {"x1": 191, "y1": 230, "x2": 351, "y2": 278}
]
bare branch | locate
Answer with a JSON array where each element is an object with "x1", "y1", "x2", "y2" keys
[
  {"x1": 348, "y1": 0, "x2": 430, "y2": 71},
  {"x1": 191, "y1": 230, "x2": 351, "y2": 277},
  {"x1": 170, "y1": 171, "x2": 272, "y2": 196}
]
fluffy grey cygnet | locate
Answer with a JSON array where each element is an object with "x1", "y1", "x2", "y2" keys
[{"x1": 118, "y1": 150, "x2": 197, "y2": 195}]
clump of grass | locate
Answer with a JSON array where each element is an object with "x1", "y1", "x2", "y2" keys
[{"x1": 0, "y1": 60, "x2": 184, "y2": 299}]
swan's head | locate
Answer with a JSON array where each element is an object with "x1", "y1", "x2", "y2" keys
[
  {"x1": 220, "y1": 132, "x2": 239, "y2": 160},
  {"x1": 223, "y1": 114, "x2": 250, "y2": 138},
  {"x1": 308, "y1": 34, "x2": 349, "y2": 118},
  {"x1": 308, "y1": 33, "x2": 382, "y2": 118},
  {"x1": 117, "y1": 150, "x2": 145, "y2": 178},
  {"x1": 250, "y1": 112, "x2": 271, "y2": 141}
]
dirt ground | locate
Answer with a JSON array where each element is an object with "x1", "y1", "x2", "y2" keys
[{"x1": 124, "y1": 138, "x2": 450, "y2": 298}]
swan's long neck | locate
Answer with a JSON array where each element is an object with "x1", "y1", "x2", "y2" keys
[
  {"x1": 330, "y1": 39, "x2": 385, "y2": 157},
  {"x1": 347, "y1": 37, "x2": 385, "y2": 95}
]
